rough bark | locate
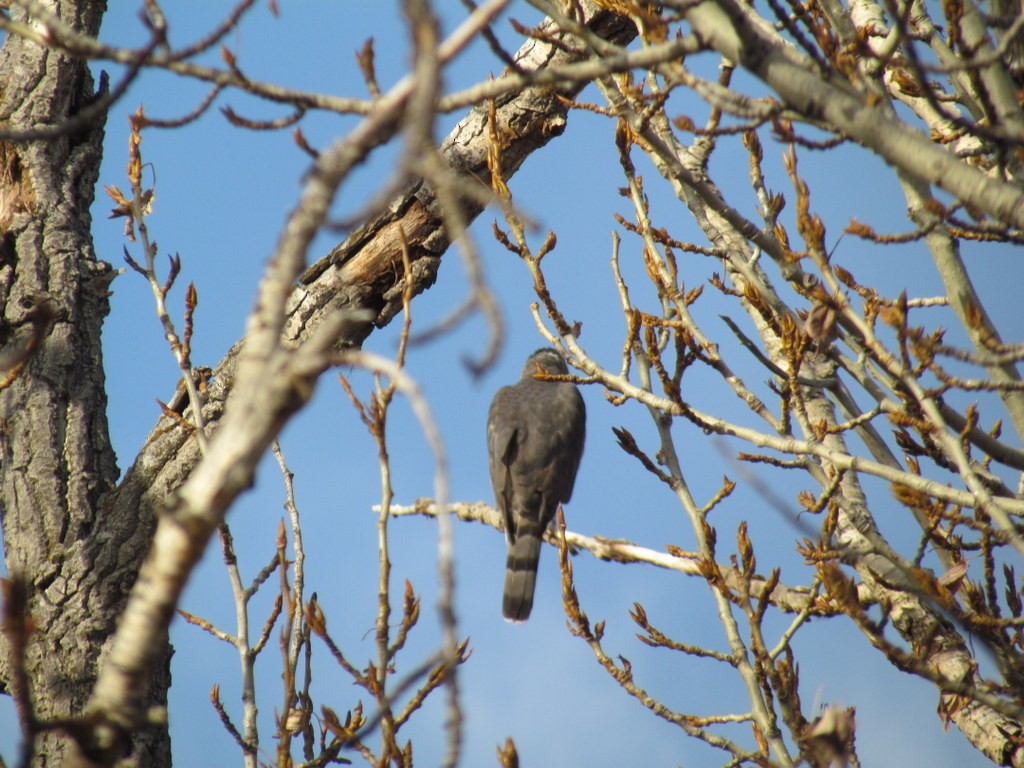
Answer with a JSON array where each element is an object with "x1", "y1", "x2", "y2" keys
[{"x1": 0, "y1": 2, "x2": 170, "y2": 767}]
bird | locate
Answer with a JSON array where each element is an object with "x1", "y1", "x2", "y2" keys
[{"x1": 487, "y1": 347, "x2": 586, "y2": 622}]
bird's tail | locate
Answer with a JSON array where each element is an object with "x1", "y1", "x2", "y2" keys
[{"x1": 503, "y1": 524, "x2": 543, "y2": 622}]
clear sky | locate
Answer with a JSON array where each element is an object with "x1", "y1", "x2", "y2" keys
[{"x1": 2, "y1": 3, "x2": 1020, "y2": 767}]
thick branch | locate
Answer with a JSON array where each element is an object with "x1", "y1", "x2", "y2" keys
[
  {"x1": 681, "y1": 0, "x2": 1024, "y2": 228},
  {"x1": 107, "y1": 2, "x2": 638, "y2": 537}
]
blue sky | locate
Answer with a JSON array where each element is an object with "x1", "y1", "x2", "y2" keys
[{"x1": 2, "y1": 3, "x2": 1021, "y2": 766}]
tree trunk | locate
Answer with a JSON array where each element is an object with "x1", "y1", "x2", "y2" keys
[{"x1": 0, "y1": 2, "x2": 171, "y2": 766}]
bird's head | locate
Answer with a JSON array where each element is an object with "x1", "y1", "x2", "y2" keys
[{"x1": 523, "y1": 347, "x2": 570, "y2": 378}]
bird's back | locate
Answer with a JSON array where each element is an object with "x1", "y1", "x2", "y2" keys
[{"x1": 487, "y1": 375, "x2": 585, "y2": 508}]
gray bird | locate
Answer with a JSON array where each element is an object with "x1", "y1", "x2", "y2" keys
[{"x1": 487, "y1": 348, "x2": 586, "y2": 622}]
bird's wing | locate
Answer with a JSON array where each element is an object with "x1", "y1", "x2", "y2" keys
[
  {"x1": 487, "y1": 386, "x2": 520, "y2": 534},
  {"x1": 532, "y1": 383, "x2": 586, "y2": 506},
  {"x1": 556, "y1": 384, "x2": 586, "y2": 502}
]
